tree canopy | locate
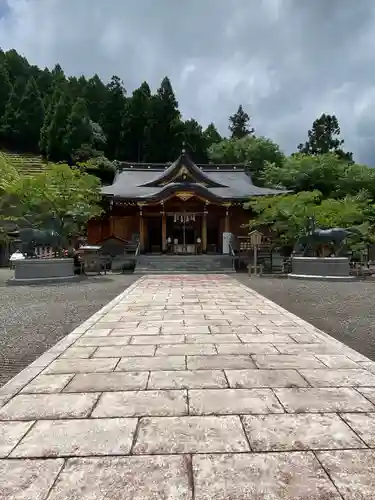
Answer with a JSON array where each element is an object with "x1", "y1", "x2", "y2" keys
[
  {"x1": 0, "y1": 49, "x2": 253, "y2": 166},
  {"x1": 229, "y1": 105, "x2": 254, "y2": 139},
  {"x1": 247, "y1": 190, "x2": 372, "y2": 248},
  {"x1": 208, "y1": 135, "x2": 284, "y2": 185},
  {"x1": 6, "y1": 163, "x2": 103, "y2": 243},
  {"x1": 297, "y1": 113, "x2": 353, "y2": 162}
]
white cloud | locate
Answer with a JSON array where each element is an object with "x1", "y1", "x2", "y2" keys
[{"x1": 1, "y1": 0, "x2": 375, "y2": 163}]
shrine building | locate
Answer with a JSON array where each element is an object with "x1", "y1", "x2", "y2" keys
[{"x1": 87, "y1": 151, "x2": 285, "y2": 254}]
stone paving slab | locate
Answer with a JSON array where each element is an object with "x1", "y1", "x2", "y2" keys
[
  {"x1": 63, "y1": 371, "x2": 149, "y2": 392},
  {"x1": 193, "y1": 452, "x2": 342, "y2": 500},
  {"x1": 133, "y1": 415, "x2": 249, "y2": 454},
  {"x1": 148, "y1": 370, "x2": 228, "y2": 389},
  {"x1": 242, "y1": 413, "x2": 366, "y2": 451},
  {"x1": 189, "y1": 388, "x2": 284, "y2": 415},
  {"x1": 0, "y1": 393, "x2": 100, "y2": 420},
  {"x1": 2, "y1": 274, "x2": 375, "y2": 498},
  {"x1": 46, "y1": 456, "x2": 191, "y2": 500},
  {"x1": 317, "y1": 449, "x2": 375, "y2": 500},
  {"x1": 0, "y1": 421, "x2": 34, "y2": 457},
  {"x1": 10, "y1": 418, "x2": 138, "y2": 458},
  {"x1": 0, "y1": 459, "x2": 64, "y2": 500},
  {"x1": 91, "y1": 390, "x2": 188, "y2": 417},
  {"x1": 20, "y1": 374, "x2": 74, "y2": 394}
]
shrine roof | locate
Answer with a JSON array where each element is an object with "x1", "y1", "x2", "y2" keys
[{"x1": 101, "y1": 153, "x2": 287, "y2": 202}]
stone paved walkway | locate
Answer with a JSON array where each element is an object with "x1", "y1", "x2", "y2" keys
[{"x1": 0, "y1": 275, "x2": 375, "y2": 499}]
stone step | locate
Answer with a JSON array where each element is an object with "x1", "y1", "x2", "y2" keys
[
  {"x1": 133, "y1": 270, "x2": 234, "y2": 275},
  {"x1": 134, "y1": 255, "x2": 235, "y2": 275}
]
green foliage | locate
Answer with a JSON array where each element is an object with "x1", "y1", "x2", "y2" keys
[
  {"x1": 14, "y1": 77, "x2": 44, "y2": 152},
  {"x1": 144, "y1": 76, "x2": 183, "y2": 162},
  {"x1": 1, "y1": 89, "x2": 19, "y2": 148},
  {"x1": 263, "y1": 153, "x2": 344, "y2": 197},
  {"x1": 0, "y1": 156, "x2": 21, "y2": 241},
  {"x1": 123, "y1": 81, "x2": 151, "y2": 162},
  {"x1": 298, "y1": 113, "x2": 353, "y2": 161},
  {"x1": 63, "y1": 98, "x2": 93, "y2": 161},
  {"x1": 41, "y1": 91, "x2": 72, "y2": 160},
  {"x1": 183, "y1": 119, "x2": 208, "y2": 163},
  {"x1": 209, "y1": 136, "x2": 284, "y2": 184},
  {"x1": 0, "y1": 63, "x2": 11, "y2": 121},
  {"x1": 247, "y1": 191, "x2": 371, "y2": 246},
  {"x1": 203, "y1": 123, "x2": 222, "y2": 149},
  {"x1": 11, "y1": 163, "x2": 103, "y2": 240},
  {"x1": 263, "y1": 153, "x2": 375, "y2": 200},
  {"x1": 247, "y1": 191, "x2": 321, "y2": 245},
  {"x1": 82, "y1": 74, "x2": 107, "y2": 124},
  {"x1": 229, "y1": 105, "x2": 254, "y2": 139},
  {"x1": 102, "y1": 75, "x2": 127, "y2": 159}
]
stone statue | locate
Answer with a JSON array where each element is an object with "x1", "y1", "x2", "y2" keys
[{"x1": 293, "y1": 217, "x2": 361, "y2": 256}]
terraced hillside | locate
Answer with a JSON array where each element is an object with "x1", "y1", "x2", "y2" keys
[{"x1": 0, "y1": 151, "x2": 47, "y2": 176}]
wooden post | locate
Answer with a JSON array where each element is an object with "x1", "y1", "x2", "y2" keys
[
  {"x1": 248, "y1": 230, "x2": 263, "y2": 276},
  {"x1": 161, "y1": 213, "x2": 167, "y2": 252},
  {"x1": 224, "y1": 204, "x2": 231, "y2": 233},
  {"x1": 138, "y1": 204, "x2": 145, "y2": 253},
  {"x1": 202, "y1": 205, "x2": 208, "y2": 253}
]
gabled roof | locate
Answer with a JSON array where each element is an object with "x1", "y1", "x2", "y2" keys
[
  {"x1": 141, "y1": 153, "x2": 226, "y2": 188},
  {"x1": 102, "y1": 152, "x2": 287, "y2": 202}
]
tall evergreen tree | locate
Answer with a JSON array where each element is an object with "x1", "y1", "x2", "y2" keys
[
  {"x1": 123, "y1": 81, "x2": 151, "y2": 161},
  {"x1": 68, "y1": 75, "x2": 88, "y2": 101},
  {"x1": 14, "y1": 77, "x2": 44, "y2": 152},
  {"x1": 36, "y1": 67, "x2": 54, "y2": 101},
  {"x1": 183, "y1": 119, "x2": 208, "y2": 163},
  {"x1": 298, "y1": 113, "x2": 353, "y2": 161},
  {"x1": 203, "y1": 123, "x2": 222, "y2": 149},
  {"x1": 145, "y1": 76, "x2": 182, "y2": 162},
  {"x1": 50, "y1": 63, "x2": 66, "y2": 87},
  {"x1": 82, "y1": 74, "x2": 108, "y2": 125},
  {"x1": 102, "y1": 75, "x2": 127, "y2": 159},
  {"x1": 63, "y1": 98, "x2": 93, "y2": 161},
  {"x1": 1, "y1": 90, "x2": 20, "y2": 148},
  {"x1": 41, "y1": 91, "x2": 72, "y2": 161},
  {"x1": 229, "y1": 104, "x2": 254, "y2": 139},
  {"x1": 4, "y1": 49, "x2": 30, "y2": 93},
  {"x1": 39, "y1": 87, "x2": 64, "y2": 156},
  {"x1": 0, "y1": 64, "x2": 11, "y2": 120}
]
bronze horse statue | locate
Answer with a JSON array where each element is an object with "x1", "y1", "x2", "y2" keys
[
  {"x1": 293, "y1": 218, "x2": 362, "y2": 256},
  {"x1": 9, "y1": 228, "x2": 62, "y2": 257}
]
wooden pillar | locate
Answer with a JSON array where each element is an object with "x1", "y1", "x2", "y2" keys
[
  {"x1": 162, "y1": 213, "x2": 167, "y2": 252},
  {"x1": 224, "y1": 204, "x2": 231, "y2": 233},
  {"x1": 202, "y1": 205, "x2": 208, "y2": 253},
  {"x1": 138, "y1": 204, "x2": 145, "y2": 253},
  {"x1": 109, "y1": 216, "x2": 114, "y2": 237}
]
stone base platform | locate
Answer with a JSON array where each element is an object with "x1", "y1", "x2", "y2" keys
[
  {"x1": 289, "y1": 256, "x2": 353, "y2": 281},
  {"x1": 8, "y1": 258, "x2": 79, "y2": 285},
  {"x1": 288, "y1": 273, "x2": 355, "y2": 281}
]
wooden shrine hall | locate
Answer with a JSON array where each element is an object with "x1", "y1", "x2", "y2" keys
[{"x1": 87, "y1": 151, "x2": 285, "y2": 254}]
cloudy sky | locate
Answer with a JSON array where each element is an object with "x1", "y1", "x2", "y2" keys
[{"x1": 1, "y1": 0, "x2": 375, "y2": 163}]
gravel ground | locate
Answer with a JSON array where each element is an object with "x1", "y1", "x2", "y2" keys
[
  {"x1": 0, "y1": 269, "x2": 137, "y2": 387},
  {"x1": 237, "y1": 275, "x2": 375, "y2": 361}
]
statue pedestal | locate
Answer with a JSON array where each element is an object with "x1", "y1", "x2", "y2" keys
[
  {"x1": 8, "y1": 258, "x2": 79, "y2": 285},
  {"x1": 288, "y1": 257, "x2": 354, "y2": 281}
]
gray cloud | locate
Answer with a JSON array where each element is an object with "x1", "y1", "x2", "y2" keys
[{"x1": 1, "y1": 0, "x2": 375, "y2": 163}]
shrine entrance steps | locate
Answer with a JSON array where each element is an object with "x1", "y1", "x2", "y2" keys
[{"x1": 134, "y1": 254, "x2": 235, "y2": 275}]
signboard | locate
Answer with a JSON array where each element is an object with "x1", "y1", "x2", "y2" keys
[{"x1": 248, "y1": 230, "x2": 263, "y2": 247}]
